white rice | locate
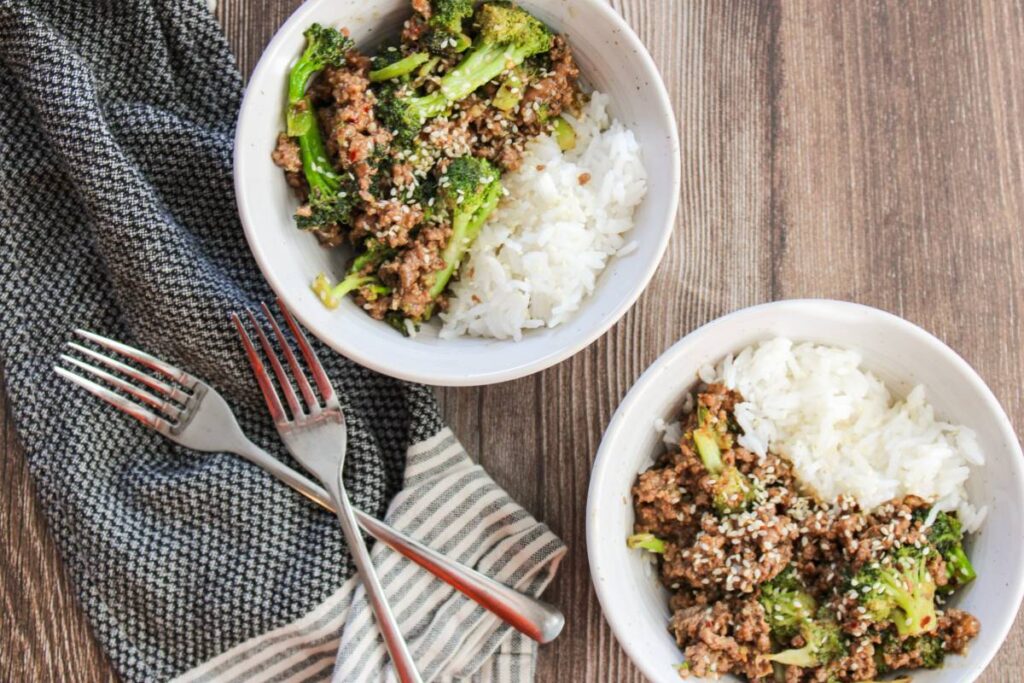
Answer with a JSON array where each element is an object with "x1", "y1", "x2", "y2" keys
[
  {"x1": 696, "y1": 338, "x2": 987, "y2": 531},
  {"x1": 439, "y1": 92, "x2": 647, "y2": 340}
]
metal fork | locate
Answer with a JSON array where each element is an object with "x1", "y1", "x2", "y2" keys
[
  {"x1": 53, "y1": 329, "x2": 564, "y2": 647},
  {"x1": 232, "y1": 302, "x2": 421, "y2": 682}
]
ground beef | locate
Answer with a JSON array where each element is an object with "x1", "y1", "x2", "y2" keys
[
  {"x1": 391, "y1": 162, "x2": 416, "y2": 189},
  {"x1": 671, "y1": 600, "x2": 773, "y2": 680},
  {"x1": 271, "y1": 133, "x2": 307, "y2": 195},
  {"x1": 518, "y1": 35, "x2": 581, "y2": 131},
  {"x1": 273, "y1": 11, "x2": 584, "y2": 327},
  {"x1": 664, "y1": 506, "x2": 797, "y2": 594},
  {"x1": 323, "y1": 57, "x2": 391, "y2": 170},
  {"x1": 358, "y1": 223, "x2": 450, "y2": 321},
  {"x1": 410, "y1": 0, "x2": 430, "y2": 19},
  {"x1": 633, "y1": 462, "x2": 687, "y2": 538},
  {"x1": 401, "y1": 13, "x2": 429, "y2": 43},
  {"x1": 351, "y1": 198, "x2": 424, "y2": 249},
  {"x1": 271, "y1": 132, "x2": 302, "y2": 173},
  {"x1": 938, "y1": 609, "x2": 981, "y2": 654}
]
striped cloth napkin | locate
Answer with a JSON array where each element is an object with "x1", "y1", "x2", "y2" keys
[{"x1": 176, "y1": 430, "x2": 565, "y2": 682}]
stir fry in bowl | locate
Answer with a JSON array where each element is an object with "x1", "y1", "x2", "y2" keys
[
  {"x1": 271, "y1": 0, "x2": 584, "y2": 334},
  {"x1": 629, "y1": 340, "x2": 984, "y2": 682}
]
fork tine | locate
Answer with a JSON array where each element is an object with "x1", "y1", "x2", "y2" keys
[
  {"x1": 276, "y1": 299, "x2": 336, "y2": 404},
  {"x1": 61, "y1": 355, "x2": 184, "y2": 421},
  {"x1": 75, "y1": 329, "x2": 197, "y2": 389},
  {"x1": 67, "y1": 342, "x2": 191, "y2": 404},
  {"x1": 245, "y1": 309, "x2": 304, "y2": 418},
  {"x1": 55, "y1": 366, "x2": 173, "y2": 433},
  {"x1": 231, "y1": 313, "x2": 288, "y2": 424},
  {"x1": 260, "y1": 302, "x2": 318, "y2": 411}
]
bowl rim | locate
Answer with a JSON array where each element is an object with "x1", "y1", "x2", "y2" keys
[
  {"x1": 586, "y1": 298, "x2": 1024, "y2": 683},
  {"x1": 233, "y1": 0, "x2": 682, "y2": 387}
]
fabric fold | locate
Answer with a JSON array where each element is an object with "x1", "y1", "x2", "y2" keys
[{"x1": 174, "y1": 429, "x2": 565, "y2": 683}]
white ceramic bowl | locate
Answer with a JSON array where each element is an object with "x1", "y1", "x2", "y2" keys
[
  {"x1": 234, "y1": 0, "x2": 680, "y2": 386},
  {"x1": 587, "y1": 299, "x2": 1024, "y2": 683}
]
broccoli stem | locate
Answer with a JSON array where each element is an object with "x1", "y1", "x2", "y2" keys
[
  {"x1": 693, "y1": 427, "x2": 724, "y2": 474},
  {"x1": 626, "y1": 533, "x2": 667, "y2": 554},
  {"x1": 284, "y1": 27, "x2": 350, "y2": 194},
  {"x1": 312, "y1": 273, "x2": 384, "y2": 309},
  {"x1": 296, "y1": 106, "x2": 341, "y2": 196},
  {"x1": 492, "y1": 69, "x2": 525, "y2": 111},
  {"x1": 417, "y1": 56, "x2": 441, "y2": 80},
  {"x1": 311, "y1": 242, "x2": 394, "y2": 308},
  {"x1": 439, "y1": 42, "x2": 519, "y2": 104},
  {"x1": 944, "y1": 544, "x2": 977, "y2": 585},
  {"x1": 552, "y1": 117, "x2": 576, "y2": 151},
  {"x1": 406, "y1": 89, "x2": 452, "y2": 127},
  {"x1": 370, "y1": 52, "x2": 431, "y2": 82},
  {"x1": 288, "y1": 62, "x2": 322, "y2": 111},
  {"x1": 766, "y1": 643, "x2": 818, "y2": 668},
  {"x1": 428, "y1": 180, "x2": 502, "y2": 298}
]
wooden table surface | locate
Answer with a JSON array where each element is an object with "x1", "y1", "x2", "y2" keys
[{"x1": 3, "y1": 1, "x2": 1024, "y2": 681}]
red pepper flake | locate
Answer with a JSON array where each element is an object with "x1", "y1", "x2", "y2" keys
[{"x1": 578, "y1": 172, "x2": 592, "y2": 186}]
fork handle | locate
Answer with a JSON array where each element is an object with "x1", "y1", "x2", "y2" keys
[
  {"x1": 328, "y1": 476, "x2": 422, "y2": 683},
  {"x1": 234, "y1": 440, "x2": 564, "y2": 643}
]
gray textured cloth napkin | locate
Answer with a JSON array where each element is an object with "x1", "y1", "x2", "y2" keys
[{"x1": 0, "y1": 0, "x2": 564, "y2": 680}]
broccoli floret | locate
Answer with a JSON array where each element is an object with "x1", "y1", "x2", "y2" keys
[
  {"x1": 878, "y1": 631, "x2": 946, "y2": 672},
  {"x1": 311, "y1": 240, "x2": 393, "y2": 309},
  {"x1": 285, "y1": 25, "x2": 354, "y2": 229},
  {"x1": 916, "y1": 509, "x2": 977, "y2": 588},
  {"x1": 691, "y1": 407, "x2": 758, "y2": 515},
  {"x1": 914, "y1": 634, "x2": 947, "y2": 669},
  {"x1": 287, "y1": 24, "x2": 353, "y2": 135},
  {"x1": 766, "y1": 616, "x2": 845, "y2": 668},
  {"x1": 376, "y1": 4, "x2": 551, "y2": 140},
  {"x1": 852, "y1": 546, "x2": 939, "y2": 637},
  {"x1": 295, "y1": 183, "x2": 357, "y2": 233},
  {"x1": 423, "y1": 29, "x2": 472, "y2": 56},
  {"x1": 626, "y1": 533, "x2": 666, "y2": 554},
  {"x1": 407, "y1": 171, "x2": 440, "y2": 210},
  {"x1": 759, "y1": 566, "x2": 818, "y2": 642},
  {"x1": 431, "y1": 0, "x2": 474, "y2": 34},
  {"x1": 385, "y1": 311, "x2": 413, "y2": 336},
  {"x1": 759, "y1": 566, "x2": 846, "y2": 668},
  {"x1": 437, "y1": 3, "x2": 552, "y2": 101},
  {"x1": 375, "y1": 84, "x2": 450, "y2": 143},
  {"x1": 371, "y1": 46, "x2": 404, "y2": 70},
  {"x1": 711, "y1": 467, "x2": 757, "y2": 515},
  {"x1": 426, "y1": 156, "x2": 502, "y2": 301},
  {"x1": 423, "y1": 0, "x2": 474, "y2": 55}
]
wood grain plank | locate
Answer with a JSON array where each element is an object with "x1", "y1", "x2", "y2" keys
[
  {"x1": 503, "y1": 2, "x2": 778, "y2": 679},
  {"x1": 772, "y1": 3, "x2": 1024, "y2": 680},
  {"x1": 0, "y1": 375, "x2": 117, "y2": 682}
]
